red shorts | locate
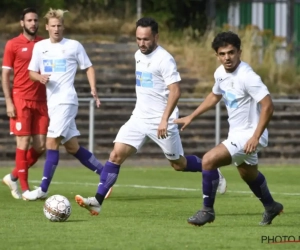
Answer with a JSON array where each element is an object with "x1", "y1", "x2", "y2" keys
[{"x1": 10, "y1": 98, "x2": 49, "y2": 136}]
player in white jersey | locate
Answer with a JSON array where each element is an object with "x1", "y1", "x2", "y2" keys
[
  {"x1": 175, "y1": 31, "x2": 283, "y2": 226},
  {"x1": 22, "y1": 8, "x2": 112, "y2": 200},
  {"x1": 74, "y1": 17, "x2": 226, "y2": 216}
]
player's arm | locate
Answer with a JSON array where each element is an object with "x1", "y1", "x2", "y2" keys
[
  {"x1": 162, "y1": 82, "x2": 181, "y2": 122},
  {"x1": 28, "y1": 44, "x2": 50, "y2": 84},
  {"x1": 243, "y1": 73, "x2": 273, "y2": 154},
  {"x1": 75, "y1": 42, "x2": 100, "y2": 107},
  {"x1": 1, "y1": 68, "x2": 15, "y2": 117},
  {"x1": 2, "y1": 68, "x2": 12, "y2": 100},
  {"x1": 158, "y1": 83, "x2": 181, "y2": 138},
  {"x1": 157, "y1": 56, "x2": 181, "y2": 138},
  {"x1": 252, "y1": 94, "x2": 274, "y2": 140},
  {"x1": 189, "y1": 92, "x2": 222, "y2": 120},
  {"x1": 85, "y1": 66, "x2": 100, "y2": 107},
  {"x1": 29, "y1": 71, "x2": 50, "y2": 84},
  {"x1": 2, "y1": 40, "x2": 16, "y2": 117},
  {"x1": 174, "y1": 91, "x2": 222, "y2": 131}
]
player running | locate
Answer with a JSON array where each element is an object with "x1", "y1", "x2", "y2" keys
[{"x1": 22, "y1": 8, "x2": 112, "y2": 201}]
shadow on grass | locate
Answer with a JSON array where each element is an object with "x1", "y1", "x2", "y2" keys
[{"x1": 65, "y1": 219, "x2": 88, "y2": 223}]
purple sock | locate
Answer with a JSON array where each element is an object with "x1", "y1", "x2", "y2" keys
[
  {"x1": 202, "y1": 169, "x2": 219, "y2": 208},
  {"x1": 95, "y1": 161, "x2": 120, "y2": 205},
  {"x1": 40, "y1": 150, "x2": 59, "y2": 192},
  {"x1": 246, "y1": 171, "x2": 274, "y2": 207},
  {"x1": 184, "y1": 155, "x2": 202, "y2": 172},
  {"x1": 73, "y1": 146, "x2": 103, "y2": 175}
]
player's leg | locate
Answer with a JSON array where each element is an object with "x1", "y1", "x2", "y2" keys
[
  {"x1": 187, "y1": 143, "x2": 232, "y2": 226},
  {"x1": 27, "y1": 134, "x2": 46, "y2": 167},
  {"x1": 22, "y1": 136, "x2": 61, "y2": 201},
  {"x1": 22, "y1": 105, "x2": 67, "y2": 200},
  {"x1": 148, "y1": 123, "x2": 202, "y2": 171},
  {"x1": 26, "y1": 100, "x2": 48, "y2": 168},
  {"x1": 3, "y1": 99, "x2": 32, "y2": 198},
  {"x1": 63, "y1": 136, "x2": 103, "y2": 175},
  {"x1": 237, "y1": 159, "x2": 283, "y2": 225},
  {"x1": 3, "y1": 135, "x2": 31, "y2": 199},
  {"x1": 148, "y1": 123, "x2": 227, "y2": 194},
  {"x1": 75, "y1": 142, "x2": 137, "y2": 215},
  {"x1": 75, "y1": 118, "x2": 146, "y2": 215},
  {"x1": 64, "y1": 135, "x2": 113, "y2": 199}
]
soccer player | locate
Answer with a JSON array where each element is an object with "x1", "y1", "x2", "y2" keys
[
  {"x1": 174, "y1": 31, "x2": 283, "y2": 226},
  {"x1": 1, "y1": 8, "x2": 48, "y2": 199},
  {"x1": 22, "y1": 8, "x2": 111, "y2": 201},
  {"x1": 74, "y1": 17, "x2": 227, "y2": 216}
]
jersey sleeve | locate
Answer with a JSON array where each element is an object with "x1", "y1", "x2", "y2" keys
[
  {"x1": 76, "y1": 42, "x2": 92, "y2": 70},
  {"x1": 2, "y1": 40, "x2": 15, "y2": 69},
  {"x1": 212, "y1": 71, "x2": 222, "y2": 95},
  {"x1": 28, "y1": 43, "x2": 41, "y2": 72},
  {"x1": 160, "y1": 56, "x2": 181, "y2": 85},
  {"x1": 244, "y1": 72, "x2": 270, "y2": 103}
]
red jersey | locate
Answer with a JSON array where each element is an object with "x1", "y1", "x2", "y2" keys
[{"x1": 2, "y1": 34, "x2": 46, "y2": 101}]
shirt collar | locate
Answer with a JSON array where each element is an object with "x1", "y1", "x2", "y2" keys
[{"x1": 18, "y1": 33, "x2": 41, "y2": 43}]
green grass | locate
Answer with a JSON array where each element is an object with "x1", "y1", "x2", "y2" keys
[{"x1": 0, "y1": 165, "x2": 299, "y2": 250}]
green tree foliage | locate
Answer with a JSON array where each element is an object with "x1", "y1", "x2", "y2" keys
[{"x1": 0, "y1": 0, "x2": 208, "y2": 33}]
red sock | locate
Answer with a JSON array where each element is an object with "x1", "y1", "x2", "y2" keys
[
  {"x1": 11, "y1": 147, "x2": 42, "y2": 180},
  {"x1": 11, "y1": 167, "x2": 18, "y2": 180},
  {"x1": 27, "y1": 147, "x2": 42, "y2": 168},
  {"x1": 15, "y1": 148, "x2": 29, "y2": 192}
]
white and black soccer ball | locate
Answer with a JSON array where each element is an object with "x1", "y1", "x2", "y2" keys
[{"x1": 43, "y1": 195, "x2": 72, "y2": 222}]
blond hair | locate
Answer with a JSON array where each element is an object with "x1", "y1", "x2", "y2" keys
[{"x1": 44, "y1": 8, "x2": 68, "y2": 23}]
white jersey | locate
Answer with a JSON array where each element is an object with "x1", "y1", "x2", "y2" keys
[
  {"x1": 28, "y1": 38, "x2": 92, "y2": 108},
  {"x1": 212, "y1": 61, "x2": 270, "y2": 144},
  {"x1": 132, "y1": 46, "x2": 181, "y2": 123}
]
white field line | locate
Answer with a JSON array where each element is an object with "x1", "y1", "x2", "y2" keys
[{"x1": 12, "y1": 179, "x2": 300, "y2": 196}]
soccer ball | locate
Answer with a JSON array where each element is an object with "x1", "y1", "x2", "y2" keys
[{"x1": 43, "y1": 195, "x2": 72, "y2": 222}]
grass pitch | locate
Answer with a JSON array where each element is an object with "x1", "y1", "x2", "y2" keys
[{"x1": 0, "y1": 165, "x2": 299, "y2": 250}]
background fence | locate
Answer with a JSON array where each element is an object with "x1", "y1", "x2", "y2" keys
[{"x1": 0, "y1": 97, "x2": 299, "y2": 162}]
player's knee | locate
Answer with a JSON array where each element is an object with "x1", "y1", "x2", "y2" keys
[
  {"x1": 237, "y1": 164, "x2": 258, "y2": 182},
  {"x1": 33, "y1": 144, "x2": 46, "y2": 154},
  {"x1": 202, "y1": 153, "x2": 215, "y2": 170},
  {"x1": 109, "y1": 150, "x2": 123, "y2": 164},
  {"x1": 169, "y1": 158, "x2": 186, "y2": 171},
  {"x1": 172, "y1": 164, "x2": 185, "y2": 171},
  {"x1": 46, "y1": 138, "x2": 60, "y2": 151},
  {"x1": 65, "y1": 144, "x2": 80, "y2": 155},
  {"x1": 16, "y1": 136, "x2": 31, "y2": 150}
]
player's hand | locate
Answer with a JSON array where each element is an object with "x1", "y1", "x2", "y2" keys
[
  {"x1": 39, "y1": 74, "x2": 51, "y2": 84},
  {"x1": 91, "y1": 88, "x2": 101, "y2": 108},
  {"x1": 157, "y1": 120, "x2": 168, "y2": 139},
  {"x1": 6, "y1": 100, "x2": 16, "y2": 118},
  {"x1": 244, "y1": 136, "x2": 259, "y2": 154},
  {"x1": 174, "y1": 115, "x2": 193, "y2": 131}
]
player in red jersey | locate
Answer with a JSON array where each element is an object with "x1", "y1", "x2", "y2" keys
[{"x1": 1, "y1": 8, "x2": 49, "y2": 199}]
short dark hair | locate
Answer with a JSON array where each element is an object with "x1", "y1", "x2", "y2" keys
[
  {"x1": 212, "y1": 31, "x2": 241, "y2": 52},
  {"x1": 136, "y1": 17, "x2": 158, "y2": 34},
  {"x1": 20, "y1": 7, "x2": 38, "y2": 21}
]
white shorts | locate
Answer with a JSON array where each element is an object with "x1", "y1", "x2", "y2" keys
[
  {"x1": 222, "y1": 131, "x2": 267, "y2": 166},
  {"x1": 47, "y1": 104, "x2": 80, "y2": 144},
  {"x1": 114, "y1": 117, "x2": 184, "y2": 160}
]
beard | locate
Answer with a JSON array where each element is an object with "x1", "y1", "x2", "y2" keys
[
  {"x1": 140, "y1": 43, "x2": 157, "y2": 55},
  {"x1": 23, "y1": 26, "x2": 38, "y2": 36}
]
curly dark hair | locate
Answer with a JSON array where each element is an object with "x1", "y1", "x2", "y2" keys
[
  {"x1": 136, "y1": 17, "x2": 158, "y2": 34},
  {"x1": 212, "y1": 31, "x2": 241, "y2": 52}
]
